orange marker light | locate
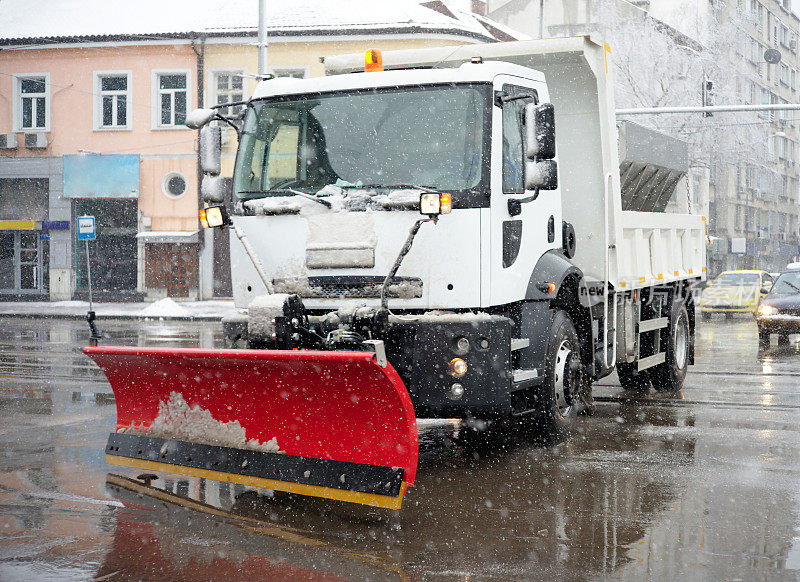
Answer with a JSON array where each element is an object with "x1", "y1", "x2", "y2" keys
[
  {"x1": 365, "y1": 49, "x2": 383, "y2": 72},
  {"x1": 199, "y1": 208, "x2": 209, "y2": 229},
  {"x1": 440, "y1": 192, "x2": 452, "y2": 214},
  {"x1": 547, "y1": 282, "x2": 556, "y2": 294}
]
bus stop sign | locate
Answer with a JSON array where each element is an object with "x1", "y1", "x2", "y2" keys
[{"x1": 77, "y1": 215, "x2": 96, "y2": 240}]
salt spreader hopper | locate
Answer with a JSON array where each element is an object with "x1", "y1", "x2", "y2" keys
[{"x1": 86, "y1": 37, "x2": 705, "y2": 510}]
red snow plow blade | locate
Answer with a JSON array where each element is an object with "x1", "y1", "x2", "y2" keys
[{"x1": 84, "y1": 346, "x2": 418, "y2": 509}]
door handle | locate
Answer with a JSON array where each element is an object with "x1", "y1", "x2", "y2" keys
[{"x1": 507, "y1": 192, "x2": 538, "y2": 217}]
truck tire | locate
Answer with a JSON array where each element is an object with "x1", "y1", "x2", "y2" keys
[
  {"x1": 758, "y1": 326, "x2": 770, "y2": 346},
  {"x1": 648, "y1": 300, "x2": 690, "y2": 392},
  {"x1": 616, "y1": 361, "x2": 651, "y2": 392},
  {"x1": 534, "y1": 310, "x2": 586, "y2": 437}
]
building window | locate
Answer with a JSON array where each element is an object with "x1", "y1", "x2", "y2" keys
[
  {"x1": 94, "y1": 71, "x2": 131, "y2": 129},
  {"x1": 271, "y1": 67, "x2": 308, "y2": 79},
  {"x1": 16, "y1": 74, "x2": 49, "y2": 131},
  {"x1": 153, "y1": 71, "x2": 190, "y2": 128},
  {"x1": 161, "y1": 171, "x2": 188, "y2": 199},
  {"x1": 212, "y1": 70, "x2": 245, "y2": 117}
]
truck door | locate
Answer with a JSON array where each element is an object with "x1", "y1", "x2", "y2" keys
[{"x1": 489, "y1": 79, "x2": 561, "y2": 306}]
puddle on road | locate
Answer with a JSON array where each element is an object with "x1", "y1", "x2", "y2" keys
[{"x1": 1, "y1": 318, "x2": 800, "y2": 579}]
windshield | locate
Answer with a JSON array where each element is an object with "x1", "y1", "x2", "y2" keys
[
  {"x1": 712, "y1": 272, "x2": 760, "y2": 286},
  {"x1": 771, "y1": 271, "x2": 800, "y2": 294},
  {"x1": 233, "y1": 84, "x2": 490, "y2": 202}
]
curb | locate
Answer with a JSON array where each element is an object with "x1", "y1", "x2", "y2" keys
[{"x1": 0, "y1": 312, "x2": 232, "y2": 322}]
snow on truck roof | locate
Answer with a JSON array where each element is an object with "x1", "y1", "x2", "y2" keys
[
  {"x1": 0, "y1": 0, "x2": 526, "y2": 45},
  {"x1": 249, "y1": 61, "x2": 545, "y2": 100}
]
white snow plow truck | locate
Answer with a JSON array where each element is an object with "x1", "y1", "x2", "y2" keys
[{"x1": 85, "y1": 36, "x2": 706, "y2": 510}]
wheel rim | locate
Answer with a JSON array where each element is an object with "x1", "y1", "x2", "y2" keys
[
  {"x1": 674, "y1": 312, "x2": 688, "y2": 369},
  {"x1": 553, "y1": 339, "x2": 574, "y2": 415}
]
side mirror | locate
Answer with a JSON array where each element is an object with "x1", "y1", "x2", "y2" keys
[
  {"x1": 185, "y1": 108, "x2": 218, "y2": 129},
  {"x1": 201, "y1": 175, "x2": 226, "y2": 203},
  {"x1": 199, "y1": 125, "x2": 222, "y2": 175},
  {"x1": 524, "y1": 102, "x2": 556, "y2": 160},
  {"x1": 760, "y1": 286, "x2": 770, "y2": 295},
  {"x1": 525, "y1": 159, "x2": 558, "y2": 191}
]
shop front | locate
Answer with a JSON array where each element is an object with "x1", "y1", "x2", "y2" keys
[
  {"x1": 63, "y1": 154, "x2": 141, "y2": 301},
  {"x1": 0, "y1": 178, "x2": 51, "y2": 299}
]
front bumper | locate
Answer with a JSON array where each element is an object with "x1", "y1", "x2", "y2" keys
[
  {"x1": 756, "y1": 313, "x2": 800, "y2": 333},
  {"x1": 700, "y1": 305, "x2": 756, "y2": 313}
]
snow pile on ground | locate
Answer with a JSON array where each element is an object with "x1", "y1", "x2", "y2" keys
[
  {"x1": 140, "y1": 298, "x2": 190, "y2": 318},
  {"x1": 127, "y1": 391, "x2": 282, "y2": 454}
]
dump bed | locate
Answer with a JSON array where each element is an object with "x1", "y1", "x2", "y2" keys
[{"x1": 325, "y1": 36, "x2": 706, "y2": 290}]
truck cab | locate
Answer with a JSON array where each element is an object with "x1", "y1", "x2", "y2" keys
[{"x1": 228, "y1": 61, "x2": 559, "y2": 313}]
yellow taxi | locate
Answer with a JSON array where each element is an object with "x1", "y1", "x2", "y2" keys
[{"x1": 699, "y1": 270, "x2": 773, "y2": 319}]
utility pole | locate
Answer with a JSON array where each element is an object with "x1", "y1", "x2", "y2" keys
[
  {"x1": 258, "y1": 0, "x2": 268, "y2": 77},
  {"x1": 538, "y1": 0, "x2": 544, "y2": 39}
]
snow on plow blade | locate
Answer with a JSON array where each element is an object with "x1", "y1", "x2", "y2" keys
[{"x1": 84, "y1": 346, "x2": 418, "y2": 509}]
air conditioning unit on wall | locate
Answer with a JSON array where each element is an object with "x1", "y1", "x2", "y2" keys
[
  {"x1": 0, "y1": 134, "x2": 18, "y2": 149},
  {"x1": 24, "y1": 132, "x2": 47, "y2": 149}
]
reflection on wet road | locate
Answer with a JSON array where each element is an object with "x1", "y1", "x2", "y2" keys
[{"x1": 1, "y1": 315, "x2": 800, "y2": 580}]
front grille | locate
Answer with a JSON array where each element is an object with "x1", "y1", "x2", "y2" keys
[{"x1": 273, "y1": 276, "x2": 423, "y2": 299}]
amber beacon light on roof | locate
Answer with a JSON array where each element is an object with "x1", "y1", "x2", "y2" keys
[{"x1": 365, "y1": 49, "x2": 383, "y2": 72}]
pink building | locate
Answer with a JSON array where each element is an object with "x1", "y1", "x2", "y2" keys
[{"x1": 0, "y1": 39, "x2": 203, "y2": 301}]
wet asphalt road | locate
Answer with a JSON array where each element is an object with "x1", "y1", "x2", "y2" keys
[{"x1": 1, "y1": 315, "x2": 800, "y2": 581}]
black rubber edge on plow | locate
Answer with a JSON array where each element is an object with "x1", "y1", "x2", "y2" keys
[{"x1": 106, "y1": 432, "x2": 405, "y2": 498}]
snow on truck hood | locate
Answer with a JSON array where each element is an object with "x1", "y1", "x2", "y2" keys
[{"x1": 242, "y1": 185, "x2": 422, "y2": 217}]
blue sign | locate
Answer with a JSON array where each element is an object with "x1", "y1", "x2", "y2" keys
[
  {"x1": 63, "y1": 154, "x2": 140, "y2": 199},
  {"x1": 77, "y1": 215, "x2": 96, "y2": 240},
  {"x1": 42, "y1": 220, "x2": 70, "y2": 231}
]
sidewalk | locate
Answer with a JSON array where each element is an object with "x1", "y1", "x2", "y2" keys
[{"x1": 0, "y1": 298, "x2": 238, "y2": 321}]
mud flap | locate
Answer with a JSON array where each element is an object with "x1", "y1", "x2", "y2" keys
[{"x1": 84, "y1": 346, "x2": 418, "y2": 509}]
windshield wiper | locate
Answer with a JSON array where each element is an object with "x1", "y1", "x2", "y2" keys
[
  {"x1": 784, "y1": 280, "x2": 800, "y2": 294},
  {"x1": 259, "y1": 188, "x2": 332, "y2": 208},
  {"x1": 340, "y1": 184, "x2": 438, "y2": 193}
]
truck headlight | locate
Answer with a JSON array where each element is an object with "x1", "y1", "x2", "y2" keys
[
  {"x1": 758, "y1": 305, "x2": 776, "y2": 316},
  {"x1": 199, "y1": 205, "x2": 231, "y2": 228},
  {"x1": 420, "y1": 192, "x2": 452, "y2": 216}
]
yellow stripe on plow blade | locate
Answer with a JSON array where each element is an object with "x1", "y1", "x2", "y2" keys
[{"x1": 106, "y1": 454, "x2": 408, "y2": 510}]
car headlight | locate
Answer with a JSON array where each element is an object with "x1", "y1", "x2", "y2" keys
[{"x1": 758, "y1": 305, "x2": 777, "y2": 316}]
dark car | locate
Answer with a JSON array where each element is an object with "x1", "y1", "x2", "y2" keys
[{"x1": 756, "y1": 270, "x2": 800, "y2": 344}]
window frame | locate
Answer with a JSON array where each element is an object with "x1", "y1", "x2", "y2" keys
[
  {"x1": 93, "y1": 70, "x2": 132, "y2": 131},
  {"x1": 161, "y1": 171, "x2": 189, "y2": 200},
  {"x1": 13, "y1": 73, "x2": 50, "y2": 132},
  {"x1": 500, "y1": 84, "x2": 537, "y2": 195},
  {"x1": 151, "y1": 69, "x2": 192, "y2": 130},
  {"x1": 270, "y1": 66, "x2": 309, "y2": 79},
  {"x1": 209, "y1": 68, "x2": 246, "y2": 118}
]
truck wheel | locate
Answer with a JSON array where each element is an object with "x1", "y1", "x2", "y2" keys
[
  {"x1": 616, "y1": 361, "x2": 651, "y2": 392},
  {"x1": 535, "y1": 310, "x2": 585, "y2": 437},
  {"x1": 648, "y1": 301, "x2": 690, "y2": 392},
  {"x1": 758, "y1": 327, "x2": 770, "y2": 346}
]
